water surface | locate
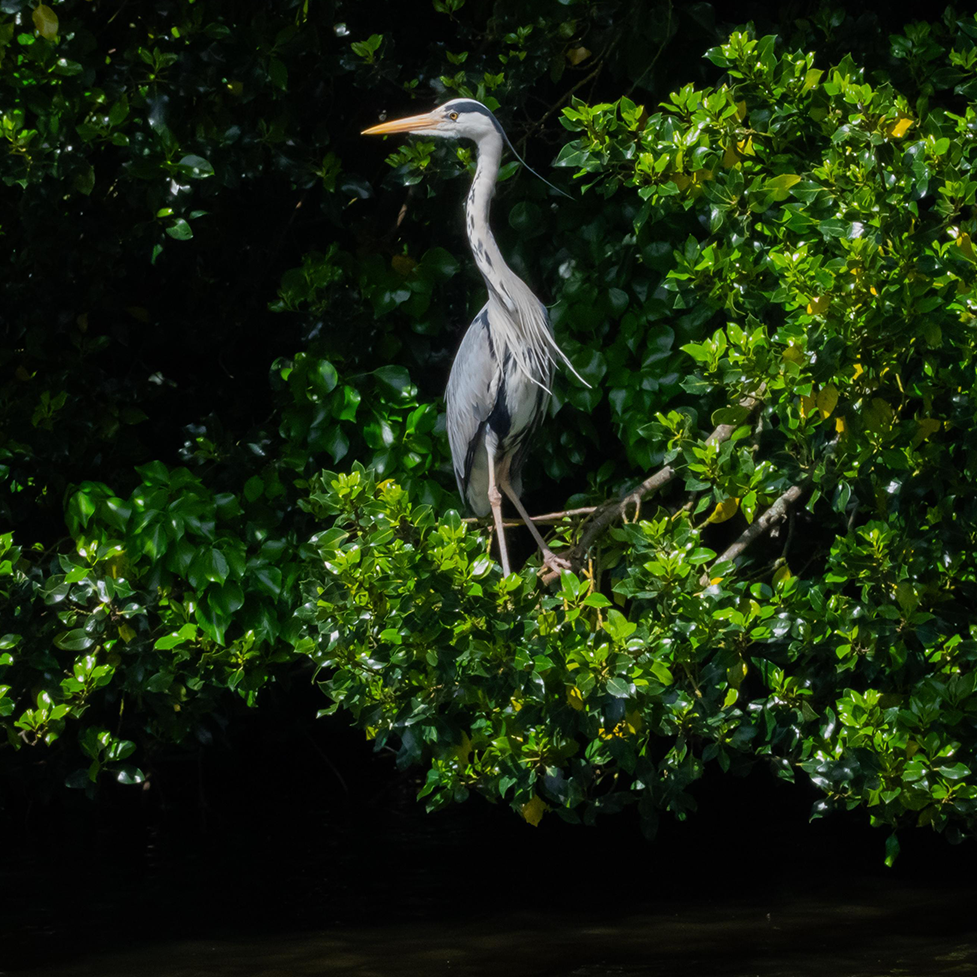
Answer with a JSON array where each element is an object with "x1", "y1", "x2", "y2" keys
[{"x1": 15, "y1": 880, "x2": 977, "y2": 976}]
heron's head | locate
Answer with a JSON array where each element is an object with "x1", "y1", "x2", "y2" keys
[{"x1": 362, "y1": 98, "x2": 502, "y2": 145}]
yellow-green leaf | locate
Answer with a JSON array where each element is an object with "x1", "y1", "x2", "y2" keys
[
  {"x1": 453, "y1": 732, "x2": 472, "y2": 766},
  {"x1": 624, "y1": 709, "x2": 643, "y2": 734},
  {"x1": 767, "y1": 173, "x2": 801, "y2": 192},
  {"x1": 895, "y1": 581, "x2": 918, "y2": 613},
  {"x1": 521, "y1": 794, "x2": 546, "y2": 827},
  {"x1": 801, "y1": 68, "x2": 823, "y2": 93},
  {"x1": 726, "y1": 660, "x2": 748, "y2": 689},
  {"x1": 816, "y1": 384, "x2": 839, "y2": 419},
  {"x1": 864, "y1": 397, "x2": 894, "y2": 433},
  {"x1": 32, "y1": 3, "x2": 58, "y2": 38},
  {"x1": 887, "y1": 116, "x2": 913, "y2": 139},
  {"x1": 772, "y1": 564, "x2": 793, "y2": 590},
  {"x1": 707, "y1": 497, "x2": 739, "y2": 524},
  {"x1": 391, "y1": 254, "x2": 416, "y2": 276},
  {"x1": 911, "y1": 417, "x2": 941, "y2": 448},
  {"x1": 567, "y1": 46, "x2": 591, "y2": 66}
]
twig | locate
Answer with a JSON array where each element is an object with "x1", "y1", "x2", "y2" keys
[
  {"x1": 524, "y1": 59, "x2": 608, "y2": 144},
  {"x1": 305, "y1": 732, "x2": 350, "y2": 795},
  {"x1": 624, "y1": 0, "x2": 673, "y2": 99},
  {"x1": 698, "y1": 482, "x2": 806, "y2": 587},
  {"x1": 462, "y1": 505, "x2": 598, "y2": 527},
  {"x1": 520, "y1": 27, "x2": 626, "y2": 151},
  {"x1": 781, "y1": 504, "x2": 796, "y2": 562}
]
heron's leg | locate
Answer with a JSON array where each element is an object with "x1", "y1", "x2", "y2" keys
[
  {"x1": 498, "y1": 475, "x2": 572, "y2": 574},
  {"x1": 485, "y1": 439, "x2": 512, "y2": 576}
]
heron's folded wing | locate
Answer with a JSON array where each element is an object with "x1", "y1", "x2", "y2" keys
[{"x1": 445, "y1": 305, "x2": 501, "y2": 502}]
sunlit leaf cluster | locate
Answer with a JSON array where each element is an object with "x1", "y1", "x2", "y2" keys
[{"x1": 3, "y1": 1, "x2": 977, "y2": 855}]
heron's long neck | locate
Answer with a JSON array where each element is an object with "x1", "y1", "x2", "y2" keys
[
  {"x1": 465, "y1": 133, "x2": 517, "y2": 300},
  {"x1": 464, "y1": 130, "x2": 560, "y2": 388}
]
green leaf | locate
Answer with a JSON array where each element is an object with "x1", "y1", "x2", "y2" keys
[
  {"x1": 195, "y1": 597, "x2": 229, "y2": 645},
  {"x1": 108, "y1": 96, "x2": 129, "y2": 126},
  {"x1": 115, "y1": 765, "x2": 146, "y2": 785},
  {"x1": 209, "y1": 580, "x2": 244, "y2": 615},
  {"x1": 269, "y1": 58, "x2": 288, "y2": 90},
  {"x1": 165, "y1": 218, "x2": 193, "y2": 240},
  {"x1": 54, "y1": 629, "x2": 95, "y2": 652},
  {"x1": 174, "y1": 154, "x2": 214, "y2": 179},
  {"x1": 155, "y1": 623, "x2": 198, "y2": 651},
  {"x1": 253, "y1": 567, "x2": 283, "y2": 598},
  {"x1": 420, "y1": 247, "x2": 459, "y2": 281},
  {"x1": 373, "y1": 365, "x2": 413, "y2": 401},
  {"x1": 67, "y1": 488, "x2": 98, "y2": 533},
  {"x1": 938, "y1": 763, "x2": 971, "y2": 781},
  {"x1": 314, "y1": 359, "x2": 339, "y2": 393},
  {"x1": 603, "y1": 610, "x2": 636, "y2": 643},
  {"x1": 187, "y1": 548, "x2": 228, "y2": 589},
  {"x1": 885, "y1": 833, "x2": 900, "y2": 868},
  {"x1": 350, "y1": 34, "x2": 383, "y2": 62}
]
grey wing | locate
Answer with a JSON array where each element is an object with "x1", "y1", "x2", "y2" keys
[{"x1": 445, "y1": 305, "x2": 501, "y2": 513}]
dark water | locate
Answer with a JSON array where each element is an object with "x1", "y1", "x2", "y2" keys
[
  {"x1": 12, "y1": 882, "x2": 977, "y2": 976},
  {"x1": 5, "y1": 717, "x2": 977, "y2": 976}
]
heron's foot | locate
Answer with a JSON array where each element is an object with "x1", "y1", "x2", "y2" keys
[{"x1": 540, "y1": 549, "x2": 572, "y2": 574}]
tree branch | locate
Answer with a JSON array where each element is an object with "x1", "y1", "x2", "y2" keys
[
  {"x1": 699, "y1": 482, "x2": 806, "y2": 587},
  {"x1": 538, "y1": 387, "x2": 766, "y2": 584},
  {"x1": 462, "y1": 506, "x2": 598, "y2": 527}
]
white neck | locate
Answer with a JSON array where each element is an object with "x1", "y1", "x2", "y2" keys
[
  {"x1": 461, "y1": 128, "x2": 581, "y2": 389},
  {"x1": 464, "y1": 131, "x2": 515, "y2": 301}
]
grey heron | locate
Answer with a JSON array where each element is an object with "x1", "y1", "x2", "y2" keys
[{"x1": 363, "y1": 98, "x2": 585, "y2": 575}]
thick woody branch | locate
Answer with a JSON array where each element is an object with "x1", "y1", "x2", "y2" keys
[
  {"x1": 539, "y1": 387, "x2": 766, "y2": 584},
  {"x1": 699, "y1": 482, "x2": 806, "y2": 587}
]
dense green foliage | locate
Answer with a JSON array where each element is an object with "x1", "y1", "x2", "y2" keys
[{"x1": 4, "y1": 0, "x2": 977, "y2": 859}]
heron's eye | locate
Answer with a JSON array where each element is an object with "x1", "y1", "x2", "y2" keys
[{"x1": 449, "y1": 111, "x2": 459, "y2": 121}]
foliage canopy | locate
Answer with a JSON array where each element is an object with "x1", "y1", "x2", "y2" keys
[{"x1": 3, "y1": 0, "x2": 977, "y2": 860}]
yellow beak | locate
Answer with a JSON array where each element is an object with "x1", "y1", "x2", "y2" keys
[{"x1": 361, "y1": 111, "x2": 442, "y2": 136}]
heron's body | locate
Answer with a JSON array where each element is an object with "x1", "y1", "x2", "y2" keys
[
  {"x1": 445, "y1": 301, "x2": 549, "y2": 516},
  {"x1": 364, "y1": 98, "x2": 580, "y2": 574}
]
